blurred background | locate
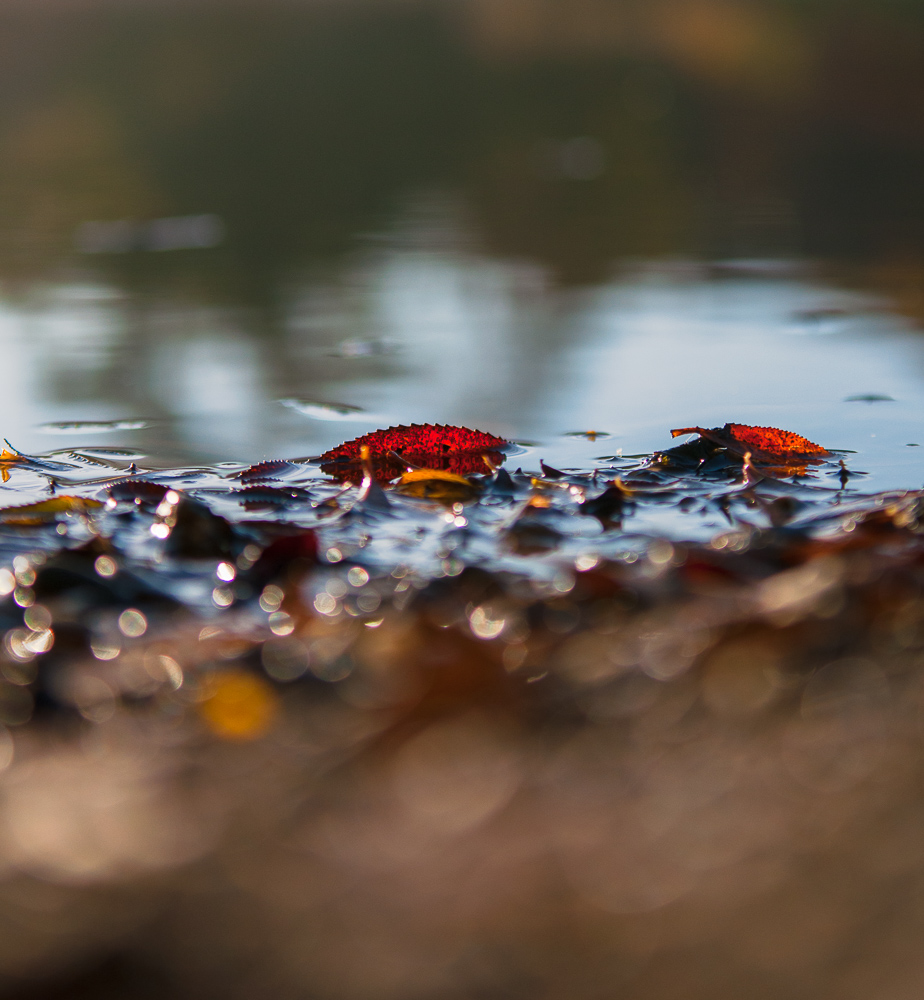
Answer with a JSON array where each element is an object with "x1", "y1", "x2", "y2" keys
[{"x1": 0, "y1": 0, "x2": 922, "y2": 469}]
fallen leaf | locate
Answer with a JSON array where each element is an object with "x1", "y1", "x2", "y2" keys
[
  {"x1": 0, "y1": 448, "x2": 23, "y2": 484},
  {"x1": 320, "y1": 423, "x2": 508, "y2": 482},
  {"x1": 581, "y1": 479, "x2": 633, "y2": 527},
  {"x1": 564, "y1": 430, "x2": 610, "y2": 441},
  {"x1": 0, "y1": 495, "x2": 104, "y2": 523},
  {"x1": 395, "y1": 468, "x2": 481, "y2": 502},
  {"x1": 108, "y1": 480, "x2": 170, "y2": 506},
  {"x1": 670, "y1": 423, "x2": 828, "y2": 460},
  {"x1": 238, "y1": 460, "x2": 300, "y2": 483}
]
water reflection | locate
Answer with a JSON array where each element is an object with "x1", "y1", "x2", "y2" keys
[
  {"x1": 0, "y1": 0, "x2": 921, "y2": 484},
  {"x1": 3, "y1": 226, "x2": 924, "y2": 500}
]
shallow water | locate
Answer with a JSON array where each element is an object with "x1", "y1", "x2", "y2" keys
[
  {"x1": 4, "y1": 250, "x2": 924, "y2": 501},
  {"x1": 4, "y1": 4, "x2": 924, "y2": 996}
]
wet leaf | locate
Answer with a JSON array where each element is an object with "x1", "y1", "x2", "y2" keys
[
  {"x1": 0, "y1": 495, "x2": 104, "y2": 523},
  {"x1": 581, "y1": 479, "x2": 633, "y2": 527},
  {"x1": 0, "y1": 448, "x2": 23, "y2": 484},
  {"x1": 108, "y1": 480, "x2": 170, "y2": 506},
  {"x1": 540, "y1": 460, "x2": 566, "y2": 479},
  {"x1": 395, "y1": 468, "x2": 482, "y2": 502},
  {"x1": 320, "y1": 423, "x2": 508, "y2": 482},
  {"x1": 670, "y1": 423, "x2": 829, "y2": 460},
  {"x1": 239, "y1": 460, "x2": 301, "y2": 484},
  {"x1": 233, "y1": 486, "x2": 310, "y2": 511}
]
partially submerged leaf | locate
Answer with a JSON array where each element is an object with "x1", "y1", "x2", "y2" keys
[
  {"x1": 320, "y1": 423, "x2": 508, "y2": 482},
  {"x1": 581, "y1": 479, "x2": 633, "y2": 527},
  {"x1": 395, "y1": 468, "x2": 482, "y2": 502},
  {"x1": 0, "y1": 495, "x2": 104, "y2": 523},
  {"x1": 0, "y1": 448, "x2": 23, "y2": 484},
  {"x1": 238, "y1": 460, "x2": 301, "y2": 484},
  {"x1": 670, "y1": 423, "x2": 829, "y2": 460},
  {"x1": 108, "y1": 479, "x2": 170, "y2": 506}
]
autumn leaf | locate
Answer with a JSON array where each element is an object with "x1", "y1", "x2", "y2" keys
[
  {"x1": 238, "y1": 460, "x2": 300, "y2": 484},
  {"x1": 0, "y1": 495, "x2": 104, "y2": 524},
  {"x1": 0, "y1": 448, "x2": 23, "y2": 484},
  {"x1": 394, "y1": 468, "x2": 482, "y2": 502},
  {"x1": 319, "y1": 423, "x2": 508, "y2": 482},
  {"x1": 108, "y1": 480, "x2": 170, "y2": 506},
  {"x1": 670, "y1": 423, "x2": 829, "y2": 460}
]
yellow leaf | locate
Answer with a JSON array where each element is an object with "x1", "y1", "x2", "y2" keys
[
  {"x1": 198, "y1": 670, "x2": 279, "y2": 741},
  {"x1": 399, "y1": 468, "x2": 472, "y2": 486},
  {"x1": 0, "y1": 449, "x2": 23, "y2": 485},
  {"x1": 394, "y1": 468, "x2": 480, "y2": 502},
  {"x1": 0, "y1": 496, "x2": 104, "y2": 522}
]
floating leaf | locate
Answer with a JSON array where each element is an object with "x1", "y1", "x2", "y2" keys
[
  {"x1": 564, "y1": 430, "x2": 610, "y2": 441},
  {"x1": 0, "y1": 495, "x2": 104, "y2": 524},
  {"x1": 322, "y1": 424, "x2": 508, "y2": 462},
  {"x1": 108, "y1": 479, "x2": 170, "y2": 506},
  {"x1": 320, "y1": 423, "x2": 507, "y2": 482},
  {"x1": 581, "y1": 479, "x2": 633, "y2": 527},
  {"x1": 395, "y1": 468, "x2": 481, "y2": 502},
  {"x1": 238, "y1": 460, "x2": 301, "y2": 484},
  {"x1": 670, "y1": 423, "x2": 828, "y2": 460},
  {"x1": 232, "y1": 486, "x2": 310, "y2": 511},
  {"x1": 0, "y1": 448, "x2": 22, "y2": 484}
]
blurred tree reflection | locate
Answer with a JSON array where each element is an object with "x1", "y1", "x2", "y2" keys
[{"x1": 0, "y1": 0, "x2": 921, "y2": 301}]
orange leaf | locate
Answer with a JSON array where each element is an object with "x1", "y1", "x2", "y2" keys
[
  {"x1": 0, "y1": 448, "x2": 23, "y2": 484},
  {"x1": 395, "y1": 468, "x2": 481, "y2": 502},
  {"x1": 670, "y1": 423, "x2": 828, "y2": 459}
]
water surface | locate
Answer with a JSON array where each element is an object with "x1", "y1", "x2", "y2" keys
[{"x1": 3, "y1": 248, "x2": 923, "y2": 502}]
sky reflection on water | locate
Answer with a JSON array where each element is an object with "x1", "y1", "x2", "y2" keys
[
  {"x1": 3, "y1": 238, "x2": 924, "y2": 499},
  {"x1": 0, "y1": 0, "x2": 922, "y2": 494}
]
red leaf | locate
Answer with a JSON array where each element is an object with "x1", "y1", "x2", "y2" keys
[
  {"x1": 319, "y1": 424, "x2": 508, "y2": 482},
  {"x1": 239, "y1": 460, "x2": 299, "y2": 484},
  {"x1": 670, "y1": 423, "x2": 828, "y2": 459}
]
